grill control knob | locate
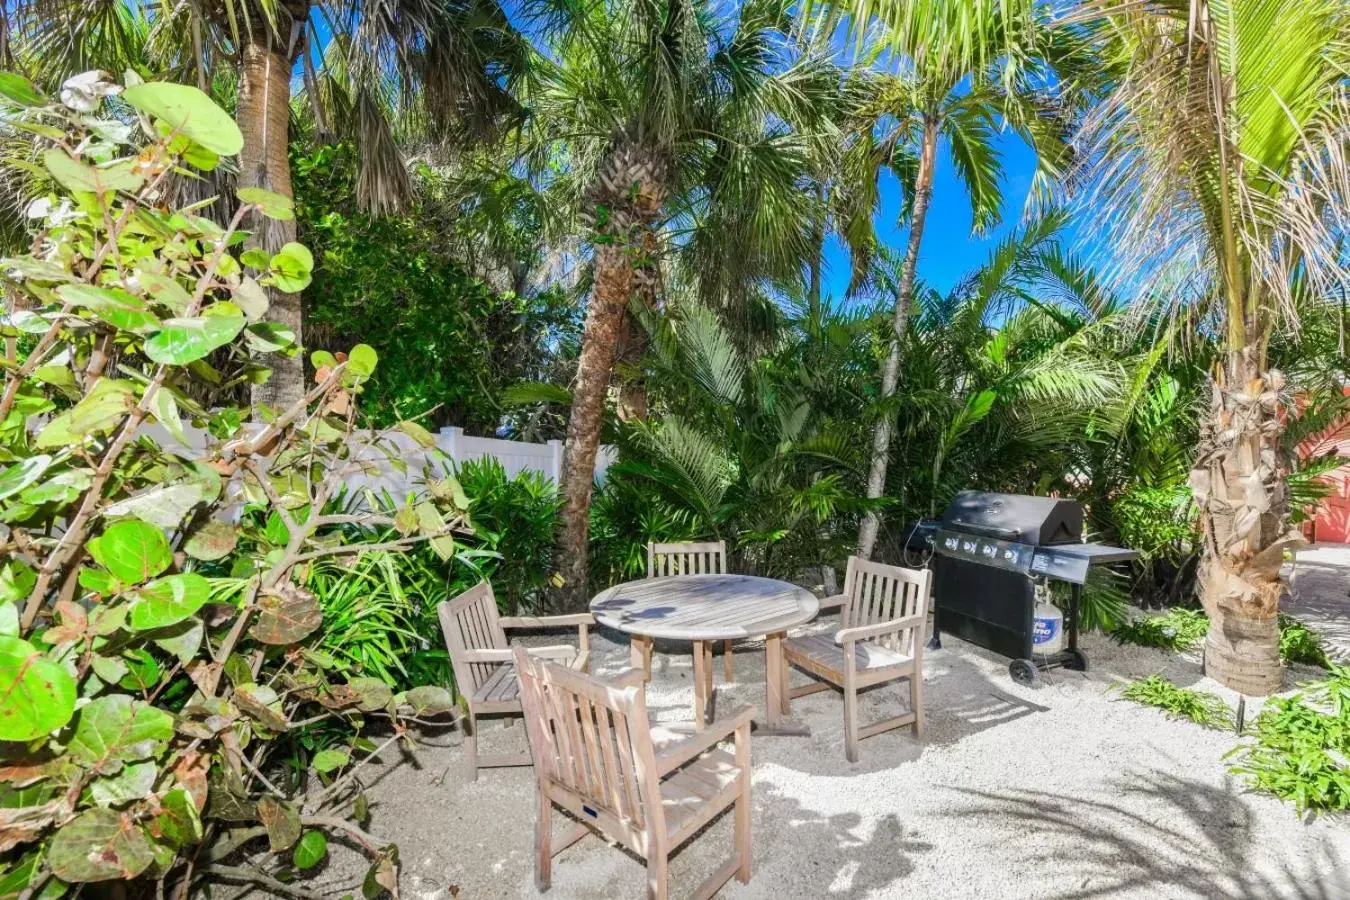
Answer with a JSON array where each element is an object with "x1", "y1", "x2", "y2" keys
[
  {"x1": 1003, "y1": 549, "x2": 1018, "y2": 562},
  {"x1": 944, "y1": 537, "x2": 958, "y2": 550},
  {"x1": 981, "y1": 545, "x2": 997, "y2": 557},
  {"x1": 961, "y1": 541, "x2": 976, "y2": 553}
]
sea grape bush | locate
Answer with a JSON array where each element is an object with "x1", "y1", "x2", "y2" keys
[{"x1": 0, "y1": 74, "x2": 463, "y2": 897}]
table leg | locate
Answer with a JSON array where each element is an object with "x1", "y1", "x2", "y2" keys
[
  {"x1": 692, "y1": 640, "x2": 710, "y2": 728},
  {"x1": 756, "y1": 631, "x2": 810, "y2": 737},
  {"x1": 630, "y1": 635, "x2": 652, "y2": 682}
]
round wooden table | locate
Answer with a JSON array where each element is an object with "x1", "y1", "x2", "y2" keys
[{"x1": 590, "y1": 574, "x2": 820, "y2": 734}]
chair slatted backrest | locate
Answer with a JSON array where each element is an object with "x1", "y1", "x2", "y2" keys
[
  {"x1": 840, "y1": 557, "x2": 931, "y2": 654},
  {"x1": 438, "y1": 582, "x2": 508, "y2": 698},
  {"x1": 647, "y1": 541, "x2": 727, "y2": 578},
  {"x1": 513, "y1": 648, "x2": 661, "y2": 842}
]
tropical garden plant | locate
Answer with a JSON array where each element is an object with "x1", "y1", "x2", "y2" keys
[
  {"x1": 0, "y1": 76, "x2": 465, "y2": 897},
  {"x1": 1070, "y1": 0, "x2": 1350, "y2": 694}
]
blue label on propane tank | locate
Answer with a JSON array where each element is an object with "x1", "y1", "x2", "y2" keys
[{"x1": 1033, "y1": 618, "x2": 1059, "y2": 645}]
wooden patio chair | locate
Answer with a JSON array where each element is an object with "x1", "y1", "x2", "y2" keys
[
  {"x1": 782, "y1": 556, "x2": 929, "y2": 762},
  {"x1": 513, "y1": 647, "x2": 754, "y2": 900},
  {"x1": 646, "y1": 541, "x2": 736, "y2": 683},
  {"x1": 438, "y1": 581, "x2": 593, "y2": 780}
]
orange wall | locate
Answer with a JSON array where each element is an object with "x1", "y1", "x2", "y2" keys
[{"x1": 1300, "y1": 386, "x2": 1350, "y2": 544}]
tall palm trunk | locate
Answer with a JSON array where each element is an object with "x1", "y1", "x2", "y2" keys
[
  {"x1": 555, "y1": 144, "x2": 667, "y2": 606},
  {"x1": 615, "y1": 307, "x2": 649, "y2": 422},
  {"x1": 856, "y1": 114, "x2": 938, "y2": 559},
  {"x1": 239, "y1": 34, "x2": 305, "y2": 411},
  {"x1": 1192, "y1": 346, "x2": 1299, "y2": 695}
]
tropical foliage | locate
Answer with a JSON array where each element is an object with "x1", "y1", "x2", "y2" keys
[{"x1": 0, "y1": 79, "x2": 463, "y2": 898}]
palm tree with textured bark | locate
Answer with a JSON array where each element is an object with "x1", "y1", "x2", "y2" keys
[
  {"x1": 8, "y1": 0, "x2": 527, "y2": 408},
  {"x1": 527, "y1": 0, "x2": 836, "y2": 605},
  {"x1": 1072, "y1": 0, "x2": 1349, "y2": 694},
  {"x1": 811, "y1": 0, "x2": 1092, "y2": 560}
]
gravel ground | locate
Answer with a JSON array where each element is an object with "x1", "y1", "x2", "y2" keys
[{"x1": 303, "y1": 577, "x2": 1350, "y2": 900}]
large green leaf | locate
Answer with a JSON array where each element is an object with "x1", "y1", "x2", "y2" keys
[
  {"x1": 293, "y1": 829, "x2": 328, "y2": 869},
  {"x1": 258, "y1": 796, "x2": 301, "y2": 852},
  {"x1": 68, "y1": 694, "x2": 175, "y2": 769},
  {"x1": 128, "y1": 573, "x2": 210, "y2": 630},
  {"x1": 251, "y1": 587, "x2": 323, "y2": 645},
  {"x1": 183, "y1": 520, "x2": 237, "y2": 561},
  {"x1": 86, "y1": 520, "x2": 170, "y2": 585},
  {"x1": 0, "y1": 72, "x2": 45, "y2": 107},
  {"x1": 43, "y1": 149, "x2": 143, "y2": 195},
  {"x1": 0, "y1": 637, "x2": 77, "y2": 740},
  {"x1": 154, "y1": 788, "x2": 203, "y2": 848},
  {"x1": 122, "y1": 82, "x2": 243, "y2": 155},
  {"x1": 35, "y1": 379, "x2": 137, "y2": 448},
  {"x1": 145, "y1": 313, "x2": 245, "y2": 365},
  {"x1": 103, "y1": 482, "x2": 206, "y2": 528},
  {"x1": 237, "y1": 187, "x2": 294, "y2": 221},
  {"x1": 269, "y1": 243, "x2": 313, "y2": 293},
  {"x1": 89, "y1": 761, "x2": 158, "y2": 807},
  {"x1": 0, "y1": 456, "x2": 50, "y2": 501},
  {"x1": 48, "y1": 808, "x2": 154, "y2": 882}
]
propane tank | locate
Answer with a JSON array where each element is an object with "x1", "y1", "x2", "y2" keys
[{"x1": 1032, "y1": 602, "x2": 1064, "y2": 655}]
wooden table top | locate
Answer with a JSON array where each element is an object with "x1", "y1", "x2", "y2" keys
[{"x1": 590, "y1": 574, "x2": 820, "y2": 642}]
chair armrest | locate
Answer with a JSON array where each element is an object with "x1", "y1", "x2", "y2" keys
[
  {"x1": 457, "y1": 648, "x2": 513, "y2": 664},
  {"x1": 602, "y1": 667, "x2": 647, "y2": 689},
  {"x1": 499, "y1": 613, "x2": 594, "y2": 630},
  {"x1": 654, "y1": 705, "x2": 756, "y2": 776},
  {"x1": 835, "y1": 613, "x2": 927, "y2": 645},
  {"x1": 500, "y1": 613, "x2": 593, "y2": 651},
  {"x1": 816, "y1": 593, "x2": 846, "y2": 612},
  {"x1": 522, "y1": 644, "x2": 583, "y2": 661}
]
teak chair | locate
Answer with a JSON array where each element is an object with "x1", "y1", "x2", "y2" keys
[
  {"x1": 438, "y1": 581, "x2": 593, "y2": 780},
  {"x1": 513, "y1": 647, "x2": 754, "y2": 900},
  {"x1": 782, "y1": 557, "x2": 929, "y2": 762},
  {"x1": 646, "y1": 541, "x2": 735, "y2": 684}
]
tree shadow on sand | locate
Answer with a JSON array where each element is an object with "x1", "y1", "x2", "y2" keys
[{"x1": 941, "y1": 770, "x2": 1349, "y2": 899}]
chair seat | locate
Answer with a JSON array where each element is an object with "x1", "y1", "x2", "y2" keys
[
  {"x1": 660, "y1": 748, "x2": 742, "y2": 844},
  {"x1": 783, "y1": 633, "x2": 914, "y2": 678},
  {"x1": 471, "y1": 663, "x2": 523, "y2": 711}
]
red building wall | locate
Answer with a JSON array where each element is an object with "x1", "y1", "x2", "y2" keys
[{"x1": 1301, "y1": 386, "x2": 1350, "y2": 544}]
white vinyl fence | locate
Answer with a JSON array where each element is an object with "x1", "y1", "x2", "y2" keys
[
  {"x1": 346, "y1": 427, "x2": 616, "y2": 499},
  {"x1": 146, "y1": 421, "x2": 615, "y2": 505}
]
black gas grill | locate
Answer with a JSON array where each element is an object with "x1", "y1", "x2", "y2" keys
[{"x1": 930, "y1": 491, "x2": 1137, "y2": 684}]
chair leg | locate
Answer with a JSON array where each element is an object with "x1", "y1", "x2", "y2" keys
[
  {"x1": 646, "y1": 852, "x2": 668, "y2": 900},
  {"x1": 722, "y1": 639, "x2": 734, "y2": 682},
  {"x1": 911, "y1": 671, "x2": 925, "y2": 740},
  {"x1": 734, "y1": 726, "x2": 751, "y2": 884},
  {"x1": 535, "y1": 790, "x2": 552, "y2": 891},
  {"x1": 843, "y1": 682, "x2": 859, "y2": 763},
  {"x1": 465, "y1": 712, "x2": 479, "y2": 782}
]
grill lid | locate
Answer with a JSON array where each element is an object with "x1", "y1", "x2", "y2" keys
[{"x1": 939, "y1": 491, "x2": 1083, "y2": 546}]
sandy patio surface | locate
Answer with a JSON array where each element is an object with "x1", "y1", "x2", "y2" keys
[{"x1": 305, "y1": 568, "x2": 1350, "y2": 900}]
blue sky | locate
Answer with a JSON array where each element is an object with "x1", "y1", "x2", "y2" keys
[{"x1": 819, "y1": 121, "x2": 1042, "y2": 302}]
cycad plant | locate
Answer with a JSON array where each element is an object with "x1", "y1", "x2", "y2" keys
[{"x1": 1074, "y1": 0, "x2": 1350, "y2": 694}]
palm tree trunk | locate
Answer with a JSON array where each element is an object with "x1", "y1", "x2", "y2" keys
[
  {"x1": 1192, "y1": 347, "x2": 1300, "y2": 695},
  {"x1": 808, "y1": 182, "x2": 825, "y2": 315},
  {"x1": 616, "y1": 308, "x2": 649, "y2": 422},
  {"x1": 856, "y1": 114, "x2": 938, "y2": 560},
  {"x1": 238, "y1": 35, "x2": 305, "y2": 412},
  {"x1": 555, "y1": 145, "x2": 666, "y2": 606}
]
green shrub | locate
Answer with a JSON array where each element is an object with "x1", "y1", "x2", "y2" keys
[
  {"x1": 1229, "y1": 666, "x2": 1350, "y2": 813},
  {"x1": 1278, "y1": 614, "x2": 1333, "y2": 668},
  {"x1": 458, "y1": 457, "x2": 561, "y2": 614},
  {"x1": 0, "y1": 75, "x2": 464, "y2": 897},
  {"x1": 1119, "y1": 675, "x2": 1235, "y2": 729},
  {"x1": 1111, "y1": 607, "x2": 1210, "y2": 651},
  {"x1": 1112, "y1": 483, "x2": 1199, "y2": 563}
]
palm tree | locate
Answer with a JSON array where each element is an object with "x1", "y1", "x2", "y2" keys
[
  {"x1": 9, "y1": 0, "x2": 528, "y2": 407},
  {"x1": 528, "y1": 0, "x2": 836, "y2": 604},
  {"x1": 1072, "y1": 0, "x2": 1349, "y2": 693},
  {"x1": 804, "y1": 0, "x2": 1091, "y2": 559}
]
